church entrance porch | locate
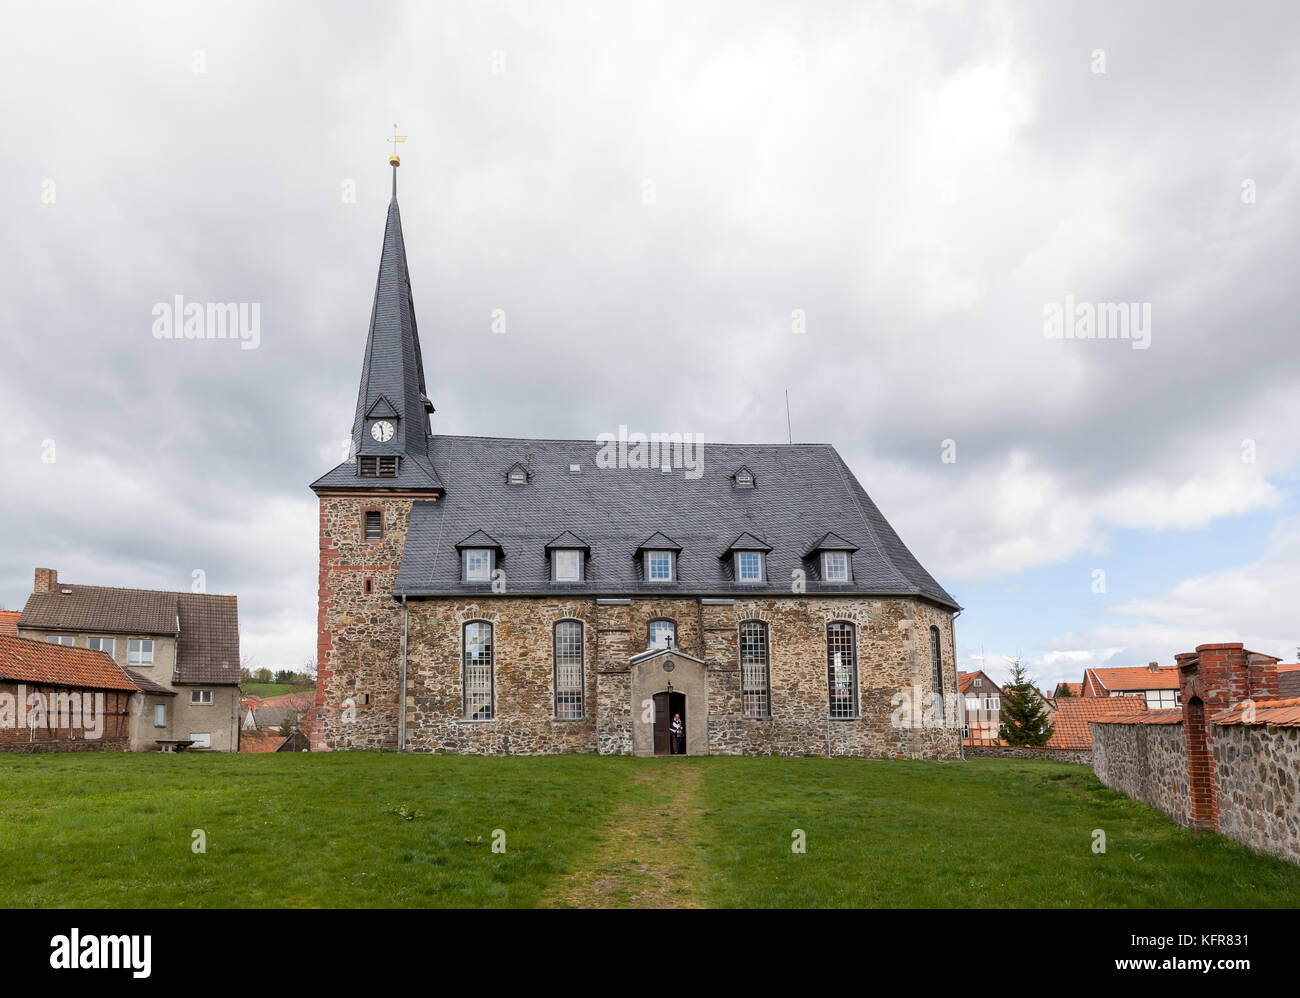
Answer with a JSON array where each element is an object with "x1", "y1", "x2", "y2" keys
[
  {"x1": 652, "y1": 690, "x2": 686, "y2": 756},
  {"x1": 628, "y1": 645, "x2": 707, "y2": 757}
]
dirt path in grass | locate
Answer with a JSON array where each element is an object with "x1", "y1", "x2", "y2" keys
[{"x1": 543, "y1": 761, "x2": 710, "y2": 909}]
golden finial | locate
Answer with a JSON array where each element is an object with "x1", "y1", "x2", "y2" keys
[{"x1": 388, "y1": 122, "x2": 406, "y2": 167}]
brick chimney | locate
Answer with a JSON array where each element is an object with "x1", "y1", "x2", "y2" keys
[
  {"x1": 33, "y1": 568, "x2": 58, "y2": 594},
  {"x1": 1148, "y1": 661, "x2": 1160, "y2": 672}
]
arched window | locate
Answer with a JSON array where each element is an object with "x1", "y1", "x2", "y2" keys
[
  {"x1": 648, "y1": 618, "x2": 676, "y2": 650},
  {"x1": 463, "y1": 621, "x2": 494, "y2": 720},
  {"x1": 554, "y1": 620, "x2": 584, "y2": 720},
  {"x1": 739, "y1": 620, "x2": 771, "y2": 718},
  {"x1": 826, "y1": 621, "x2": 858, "y2": 718},
  {"x1": 929, "y1": 625, "x2": 943, "y2": 694}
]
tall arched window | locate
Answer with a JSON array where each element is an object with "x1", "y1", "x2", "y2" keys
[
  {"x1": 826, "y1": 621, "x2": 858, "y2": 718},
  {"x1": 463, "y1": 621, "x2": 494, "y2": 720},
  {"x1": 929, "y1": 625, "x2": 943, "y2": 695},
  {"x1": 739, "y1": 620, "x2": 771, "y2": 718},
  {"x1": 554, "y1": 620, "x2": 584, "y2": 720}
]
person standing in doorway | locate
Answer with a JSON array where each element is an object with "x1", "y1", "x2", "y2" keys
[{"x1": 670, "y1": 713, "x2": 684, "y2": 755}]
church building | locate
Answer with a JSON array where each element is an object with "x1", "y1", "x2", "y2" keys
[{"x1": 311, "y1": 158, "x2": 962, "y2": 758}]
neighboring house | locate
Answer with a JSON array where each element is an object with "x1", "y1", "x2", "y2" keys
[
  {"x1": 309, "y1": 164, "x2": 963, "y2": 758},
  {"x1": 1276, "y1": 664, "x2": 1300, "y2": 698},
  {"x1": 0, "y1": 611, "x2": 19, "y2": 637},
  {"x1": 17, "y1": 568, "x2": 241, "y2": 751},
  {"x1": 957, "y1": 670, "x2": 1004, "y2": 744},
  {"x1": 1054, "y1": 681, "x2": 1081, "y2": 698},
  {"x1": 0, "y1": 635, "x2": 139, "y2": 751},
  {"x1": 1081, "y1": 663, "x2": 1182, "y2": 709},
  {"x1": 1047, "y1": 696, "x2": 1147, "y2": 750}
]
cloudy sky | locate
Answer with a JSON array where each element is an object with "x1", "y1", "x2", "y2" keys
[{"x1": 2, "y1": 0, "x2": 1297, "y2": 689}]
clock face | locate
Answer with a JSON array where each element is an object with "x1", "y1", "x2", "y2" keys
[{"x1": 371, "y1": 420, "x2": 395, "y2": 443}]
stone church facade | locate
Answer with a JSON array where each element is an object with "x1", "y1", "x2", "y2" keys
[{"x1": 311, "y1": 163, "x2": 962, "y2": 759}]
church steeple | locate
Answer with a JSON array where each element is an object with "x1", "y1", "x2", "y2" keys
[{"x1": 341, "y1": 155, "x2": 442, "y2": 490}]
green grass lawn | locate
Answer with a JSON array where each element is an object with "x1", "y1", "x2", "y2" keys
[{"x1": 0, "y1": 753, "x2": 1296, "y2": 908}]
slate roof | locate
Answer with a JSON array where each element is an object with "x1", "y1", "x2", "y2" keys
[
  {"x1": 394, "y1": 436, "x2": 958, "y2": 606},
  {"x1": 18, "y1": 583, "x2": 239, "y2": 686},
  {"x1": 0, "y1": 635, "x2": 140, "y2": 692}
]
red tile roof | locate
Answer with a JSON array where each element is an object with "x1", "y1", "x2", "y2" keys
[
  {"x1": 0, "y1": 611, "x2": 19, "y2": 637},
  {"x1": 1092, "y1": 708, "x2": 1184, "y2": 726},
  {"x1": 238, "y1": 730, "x2": 286, "y2": 753},
  {"x1": 1083, "y1": 665, "x2": 1181, "y2": 694},
  {"x1": 1212, "y1": 697, "x2": 1300, "y2": 728},
  {"x1": 1054, "y1": 682, "x2": 1081, "y2": 697},
  {"x1": 1048, "y1": 696, "x2": 1150, "y2": 749},
  {"x1": 0, "y1": 635, "x2": 140, "y2": 692}
]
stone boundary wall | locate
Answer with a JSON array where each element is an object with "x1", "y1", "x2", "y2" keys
[
  {"x1": 964, "y1": 744, "x2": 1092, "y2": 765},
  {"x1": 1212, "y1": 725, "x2": 1300, "y2": 865},
  {"x1": 1092, "y1": 720, "x2": 1191, "y2": 826}
]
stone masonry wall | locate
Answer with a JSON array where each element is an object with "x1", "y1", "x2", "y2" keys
[
  {"x1": 1212, "y1": 725, "x2": 1300, "y2": 864},
  {"x1": 965, "y1": 745, "x2": 1093, "y2": 765},
  {"x1": 1092, "y1": 720, "x2": 1192, "y2": 826}
]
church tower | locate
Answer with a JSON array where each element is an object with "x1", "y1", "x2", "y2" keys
[{"x1": 310, "y1": 154, "x2": 442, "y2": 750}]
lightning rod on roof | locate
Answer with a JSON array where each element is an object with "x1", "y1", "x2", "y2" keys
[{"x1": 785, "y1": 389, "x2": 792, "y2": 444}]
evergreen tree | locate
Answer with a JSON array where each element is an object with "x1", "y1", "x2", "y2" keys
[
  {"x1": 1056, "y1": 683, "x2": 1074, "y2": 698},
  {"x1": 999, "y1": 658, "x2": 1054, "y2": 746}
]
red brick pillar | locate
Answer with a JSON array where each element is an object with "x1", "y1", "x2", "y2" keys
[{"x1": 33, "y1": 568, "x2": 58, "y2": 594}]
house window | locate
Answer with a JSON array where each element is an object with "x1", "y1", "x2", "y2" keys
[
  {"x1": 363, "y1": 578, "x2": 374, "y2": 595},
  {"x1": 554, "y1": 620, "x2": 584, "y2": 720},
  {"x1": 463, "y1": 621, "x2": 495, "y2": 720},
  {"x1": 508, "y1": 467, "x2": 527, "y2": 485},
  {"x1": 364, "y1": 510, "x2": 383, "y2": 540},
  {"x1": 359, "y1": 456, "x2": 399, "y2": 478},
  {"x1": 645, "y1": 550, "x2": 674, "y2": 582},
  {"x1": 735, "y1": 470, "x2": 754, "y2": 488},
  {"x1": 129, "y1": 639, "x2": 154, "y2": 665},
  {"x1": 1147, "y1": 689, "x2": 1179, "y2": 710},
  {"x1": 45, "y1": 635, "x2": 74, "y2": 646},
  {"x1": 88, "y1": 637, "x2": 115, "y2": 656},
  {"x1": 974, "y1": 677, "x2": 982, "y2": 688},
  {"x1": 739, "y1": 620, "x2": 771, "y2": 718},
  {"x1": 929, "y1": 626, "x2": 943, "y2": 693},
  {"x1": 826, "y1": 622, "x2": 858, "y2": 718},
  {"x1": 983, "y1": 697, "x2": 1000, "y2": 711},
  {"x1": 191, "y1": 690, "x2": 213, "y2": 706},
  {"x1": 154, "y1": 704, "x2": 166, "y2": 727},
  {"x1": 648, "y1": 619, "x2": 676, "y2": 650},
  {"x1": 735, "y1": 551, "x2": 764, "y2": 583},
  {"x1": 189, "y1": 733, "x2": 211, "y2": 748},
  {"x1": 822, "y1": 551, "x2": 849, "y2": 582},
  {"x1": 464, "y1": 549, "x2": 493, "y2": 582},
  {"x1": 553, "y1": 549, "x2": 583, "y2": 583}
]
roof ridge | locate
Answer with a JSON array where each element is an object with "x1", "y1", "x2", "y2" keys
[
  {"x1": 432, "y1": 433, "x2": 836, "y2": 448},
  {"x1": 28, "y1": 582, "x2": 235, "y2": 600}
]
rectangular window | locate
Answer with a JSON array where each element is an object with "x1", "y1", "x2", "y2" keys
[
  {"x1": 45, "y1": 635, "x2": 75, "y2": 646},
  {"x1": 463, "y1": 622, "x2": 494, "y2": 720},
  {"x1": 364, "y1": 510, "x2": 383, "y2": 540},
  {"x1": 129, "y1": 639, "x2": 154, "y2": 665},
  {"x1": 191, "y1": 690, "x2": 213, "y2": 705},
  {"x1": 464, "y1": 549, "x2": 492, "y2": 582},
  {"x1": 646, "y1": 550, "x2": 674, "y2": 582},
  {"x1": 154, "y1": 704, "x2": 166, "y2": 727},
  {"x1": 554, "y1": 620, "x2": 584, "y2": 719},
  {"x1": 1147, "y1": 689, "x2": 1178, "y2": 709},
  {"x1": 984, "y1": 697, "x2": 1000, "y2": 711},
  {"x1": 826, "y1": 622, "x2": 858, "y2": 718},
  {"x1": 648, "y1": 619, "x2": 676, "y2": 649},
  {"x1": 822, "y1": 551, "x2": 849, "y2": 582},
  {"x1": 739, "y1": 621, "x2": 771, "y2": 718},
  {"x1": 88, "y1": 636, "x2": 115, "y2": 656},
  {"x1": 553, "y1": 549, "x2": 582, "y2": 582},
  {"x1": 359, "y1": 456, "x2": 399, "y2": 478},
  {"x1": 189, "y1": 733, "x2": 211, "y2": 748},
  {"x1": 736, "y1": 551, "x2": 763, "y2": 583}
]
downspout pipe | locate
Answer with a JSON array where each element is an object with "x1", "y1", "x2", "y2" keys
[{"x1": 400, "y1": 595, "x2": 408, "y2": 752}]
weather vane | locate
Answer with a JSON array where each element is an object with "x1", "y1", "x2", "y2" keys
[{"x1": 388, "y1": 123, "x2": 406, "y2": 166}]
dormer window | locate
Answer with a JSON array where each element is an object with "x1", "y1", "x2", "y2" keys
[
  {"x1": 553, "y1": 549, "x2": 583, "y2": 582},
  {"x1": 735, "y1": 551, "x2": 764, "y2": 583},
  {"x1": 507, "y1": 463, "x2": 529, "y2": 486},
  {"x1": 733, "y1": 467, "x2": 755, "y2": 489},
  {"x1": 359, "y1": 456, "x2": 399, "y2": 478},
  {"x1": 645, "y1": 550, "x2": 675, "y2": 582},
  {"x1": 464, "y1": 548, "x2": 493, "y2": 582},
  {"x1": 822, "y1": 551, "x2": 850, "y2": 582}
]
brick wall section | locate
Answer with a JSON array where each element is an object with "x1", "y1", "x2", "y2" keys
[
  {"x1": 1091, "y1": 719, "x2": 1191, "y2": 825},
  {"x1": 1212, "y1": 725, "x2": 1300, "y2": 864}
]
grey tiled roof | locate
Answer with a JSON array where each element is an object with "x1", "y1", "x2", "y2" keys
[
  {"x1": 175, "y1": 594, "x2": 240, "y2": 686},
  {"x1": 125, "y1": 668, "x2": 177, "y2": 696},
  {"x1": 393, "y1": 435, "x2": 958, "y2": 608},
  {"x1": 20, "y1": 585, "x2": 179, "y2": 636}
]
